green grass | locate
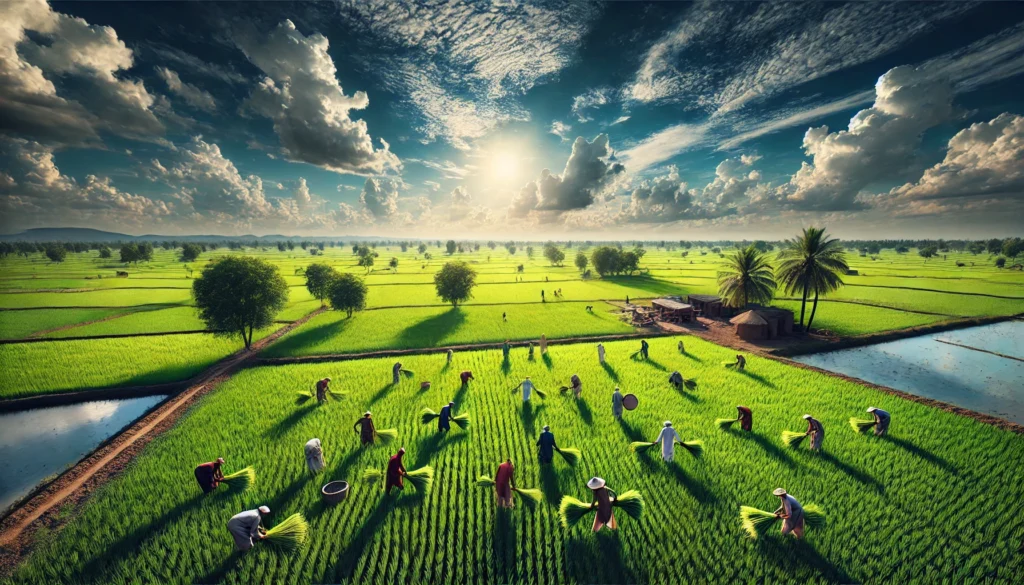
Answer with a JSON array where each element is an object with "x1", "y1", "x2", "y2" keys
[
  {"x1": 0, "y1": 308, "x2": 128, "y2": 339},
  {"x1": 0, "y1": 288, "x2": 192, "y2": 309},
  {"x1": 5, "y1": 337, "x2": 1021, "y2": 584},
  {"x1": 264, "y1": 301, "x2": 634, "y2": 357},
  {"x1": 772, "y1": 300, "x2": 948, "y2": 336},
  {"x1": 45, "y1": 306, "x2": 207, "y2": 338}
]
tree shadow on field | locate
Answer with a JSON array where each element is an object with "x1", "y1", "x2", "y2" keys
[
  {"x1": 539, "y1": 464, "x2": 562, "y2": 507},
  {"x1": 600, "y1": 362, "x2": 620, "y2": 382},
  {"x1": 413, "y1": 431, "x2": 467, "y2": 468},
  {"x1": 565, "y1": 533, "x2": 647, "y2": 585},
  {"x1": 542, "y1": 352, "x2": 553, "y2": 369},
  {"x1": 265, "y1": 403, "x2": 317, "y2": 438},
  {"x1": 732, "y1": 430, "x2": 798, "y2": 468},
  {"x1": 493, "y1": 508, "x2": 517, "y2": 582},
  {"x1": 396, "y1": 308, "x2": 465, "y2": 349},
  {"x1": 815, "y1": 451, "x2": 884, "y2": 493},
  {"x1": 266, "y1": 314, "x2": 352, "y2": 354},
  {"x1": 881, "y1": 434, "x2": 956, "y2": 474},
  {"x1": 758, "y1": 536, "x2": 853, "y2": 583},
  {"x1": 197, "y1": 550, "x2": 243, "y2": 584},
  {"x1": 367, "y1": 382, "x2": 396, "y2": 407},
  {"x1": 78, "y1": 492, "x2": 208, "y2": 582},
  {"x1": 735, "y1": 369, "x2": 776, "y2": 389},
  {"x1": 575, "y1": 398, "x2": 593, "y2": 426}
]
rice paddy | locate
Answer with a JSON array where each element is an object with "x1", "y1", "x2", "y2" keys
[{"x1": 3, "y1": 337, "x2": 1021, "y2": 584}]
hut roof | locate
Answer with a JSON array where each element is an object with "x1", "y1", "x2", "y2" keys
[
  {"x1": 688, "y1": 294, "x2": 721, "y2": 303},
  {"x1": 730, "y1": 310, "x2": 767, "y2": 325},
  {"x1": 652, "y1": 298, "x2": 692, "y2": 311}
]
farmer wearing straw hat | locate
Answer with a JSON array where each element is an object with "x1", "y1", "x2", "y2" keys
[
  {"x1": 867, "y1": 407, "x2": 891, "y2": 436},
  {"x1": 315, "y1": 377, "x2": 332, "y2": 403},
  {"x1": 612, "y1": 387, "x2": 624, "y2": 420},
  {"x1": 737, "y1": 406, "x2": 753, "y2": 431},
  {"x1": 385, "y1": 448, "x2": 407, "y2": 494},
  {"x1": 438, "y1": 402, "x2": 456, "y2": 433},
  {"x1": 353, "y1": 411, "x2": 376, "y2": 445},
  {"x1": 654, "y1": 421, "x2": 682, "y2": 462},
  {"x1": 803, "y1": 414, "x2": 825, "y2": 451},
  {"x1": 772, "y1": 488, "x2": 805, "y2": 539},
  {"x1": 569, "y1": 374, "x2": 583, "y2": 399},
  {"x1": 392, "y1": 362, "x2": 403, "y2": 385},
  {"x1": 305, "y1": 438, "x2": 325, "y2": 474},
  {"x1": 495, "y1": 459, "x2": 516, "y2": 508},
  {"x1": 537, "y1": 425, "x2": 557, "y2": 464},
  {"x1": 515, "y1": 377, "x2": 535, "y2": 402},
  {"x1": 227, "y1": 505, "x2": 270, "y2": 551},
  {"x1": 587, "y1": 477, "x2": 618, "y2": 531},
  {"x1": 597, "y1": 343, "x2": 606, "y2": 363},
  {"x1": 194, "y1": 457, "x2": 225, "y2": 493}
]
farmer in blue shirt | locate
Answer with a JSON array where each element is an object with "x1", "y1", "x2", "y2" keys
[
  {"x1": 537, "y1": 425, "x2": 557, "y2": 464},
  {"x1": 438, "y1": 401, "x2": 455, "y2": 433}
]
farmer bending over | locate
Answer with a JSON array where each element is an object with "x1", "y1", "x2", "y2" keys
[
  {"x1": 227, "y1": 505, "x2": 269, "y2": 551},
  {"x1": 867, "y1": 407, "x2": 890, "y2": 436},
  {"x1": 385, "y1": 448, "x2": 407, "y2": 494},
  {"x1": 392, "y1": 362, "x2": 403, "y2": 385},
  {"x1": 537, "y1": 425, "x2": 557, "y2": 464},
  {"x1": 495, "y1": 459, "x2": 516, "y2": 508},
  {"x1": 315, "y1": 377, "x2": 331, "y2": 403},
  {"x1": 773, "y1": 488, "x2": 805, "y2": 539},
  {"x1": 737, "y1": 406, "x2": 753, "y2": 431},
  {"x1": 194, "y1": 457, "x2": 225, "y2": 493},
  {"x1": 460, "y1": 370, "x2": 474, "y2": 385},
  {"x1": 803, "y1": 414, "x2": 825, "y2": 451},
  {"x1": 438, "y1": 401, "x2": 456, "y2": 433}
]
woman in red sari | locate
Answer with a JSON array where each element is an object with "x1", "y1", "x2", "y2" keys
[
  {"x1": 385, "y1": 448, "x2": 407, "y2": 494},
  {"x1": 495, "y1": 459, "x2": 515, "y2": 508}
]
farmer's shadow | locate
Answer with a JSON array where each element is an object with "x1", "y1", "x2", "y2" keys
[
  {"x1": 197, "y1": 550, "x2": 243, "y2": 584},
  {"x1": 575, "y1": 398, "x2": 593, "y2": 426},
  {"x1": 733, "y1": 430, "x2": 797, "y2": 468},
  {"x1": 413, "y1": 431, "x2": 467, "y2": 468},
  {"x1": 758, "y1": 536, "x2": 853, "y2": 583},
  {"x1": 500, "y1": 356, "x2": 512, "y2": 375},
  {"x1": 663, "y1": 461, "x2": 716, "y2": 504},
  {"x1": 367, "y1": 382, "x2": 396, "y2": 406},
  {"x1": 680, "y1": 350, "x2": 703, "y2": 363},
  {"x1": 881, "y1": 435, "x2": 956, "y2": 474},
  {"x1": 816, "y1": 452, "x2": 883, "y2": 493},
  {"x1": 520, "y1": 401, "x2": 545, "y2": 435},
  {"x1": 539, "y1": 464, "x2": 562, "y2": 507},
  {"x1": 600, "y1": 362, "x2": 619, "y2": 382},
  {"x1": 265, "y1": 403, "x2": 317, "y2": 438},
  {"x1": 641, "y1": 356, "x2": 668, "y2": 372},
  {"x1": 565, "y1": 534, "x2": 647, "y2": 585},
  {"x1": 617, "y1": 418, "x2": 645, "y2": 442},
  {"x1": 493, "y1": 508, "x2": 517, "y2": 582},
  {"x1": 542, "y1": 352, "x2": 553, "y2": 369},
  {"x1": 676, "y1": 387, "x2": 700, "y2": 402},
  {"x1": 736, "y1": 369, "x2": 776, "y2": 389}
]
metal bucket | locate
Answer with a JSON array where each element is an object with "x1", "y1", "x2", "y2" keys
[{"x1": 321, "y1": 480, "x2": 349, "y2": 504}]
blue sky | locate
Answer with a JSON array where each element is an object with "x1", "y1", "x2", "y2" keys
[{"x1": 1, "y1": 0, "x2": 1023, "y2": 239}]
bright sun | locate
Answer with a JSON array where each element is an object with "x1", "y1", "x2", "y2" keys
[{"x1": 489, "y1": 151, "x2": 520, "y2": 181}]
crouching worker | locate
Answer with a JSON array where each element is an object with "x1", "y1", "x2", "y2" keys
[
  {"x1": 773, "y1": 488, "x2": 804, "y2": 539},
  {"x1": 227, "y1": 505, "x2": 269, "y2": 551},
  {"x1": 195, "y1": 457, "x2": 225, "y2": 493},
  {"x1": 737, "y1": 406, "x2": 753, "y2": 431},
  {"x1": 385, "y1": 448, "x2": 407, "y2": 494},
  {"x1": 867, "y1": 406, "x2": 891, "y2": 436},
  {"x1": 305, "y1": 438, "x2": 325, "y2": 474}
]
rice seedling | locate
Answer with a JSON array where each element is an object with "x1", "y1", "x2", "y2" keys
[
  {"x1": 375, "y1": 428, "x2": 398, "y2": 444},
  {"x1": 475, "y1": 476, "x2": 543, "y2": 507},
  {"x1": 219, "y1": 467, "x2": 254, "y2": 491},
  {"x1": 715, "y1": 417, "x2": 739, "y2": 430},
  {"x1": 629, "y1": 441, "x2": 657, "y2": 453},
  {"x1": 557, "y1": 496, "x2": 594, "y2": 528},
  {"x1": 781, "y1": 430, "x2": 809, "y2": 449},
  {"x1": 612, "y1": 490, "x2": 645, "y2": 519},
  {"x1": 849, "y1": 417, "x2": 877, "y2": 433},
  {"x1": 678, "y1": 440, "x2": 703, "y2": 458},
  {"x1": 555, "y1": 446, "x2": 580, "y2": 465},
  {"x1": 261, "y1": 513, "x2": 309, "y2": 553},
  {"x1": 419, "y1": 408, "x2": 470, "y2": 429},
  {"x1": 739, "y1": 505, "x2": 826, "y2": 539}
]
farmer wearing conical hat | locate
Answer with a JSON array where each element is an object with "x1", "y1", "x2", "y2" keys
[
  {"x1": 495, "y1": 459, "x2": 516, "y2": 508},
  {"x1": 655, "y1": 421, "x2": 682, "y2": 462},
  {"x1": 803, "y1": 414, "x2": 824, "y2": 451},
  {"x1": 305, "y1": 438, "x2": 325, "y2": 474},
  {"x1": 737, "y1": 406, "x2": 753, "y2": 432},
  {"x1": 867, "y1": 407, "x2": 890, "y2": 436},
  {"x1": 537, "y1": 425, "x2": 558, "y2": 464},
  {"x1": 668, "y1": 371, "x2": 685, "y2": 390},
  {"x1": 611, "y1": 387, "x2": 624, "y2": 420},
  {"x1": 315, "y1": 377, "x2": 331, "y2": 403},
  {"x1": 587, "y1": 477, "x2": 618, "y2": 532},
  {"x1": 772, "y1": 488, "x2": 805, "y2": 539},
  {"x1": 392, "y1": 362, "x2": 403, "y2": 385},
  {"x1": 385, "y1": 448, "x2": 407, "y2": 494},
  {"x1": 194, "y1": 457, "x2": 225, "y2": 493},
  {"x1": 438, "y1": 402, "x2": 455, "y2": 433},
  {"x1": 597, "y1": 343, "x2": 606, "y2": 363},
  {"x1": 227, "y1": 505, "x2": 270, "y2": 551},
  {"x1": 515, "y1": 377, "x2": 535, "y2": 402},
  {"x1": 354, "y1": 411, "x2": 376, "y2": 445}
]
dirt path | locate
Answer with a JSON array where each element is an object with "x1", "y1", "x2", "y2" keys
[{"x1": 0, "y1": 308, "x2": 324, "y2": 567}]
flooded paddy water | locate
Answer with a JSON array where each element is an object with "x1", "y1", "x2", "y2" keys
[{"x1": 794, "y1": 320, "x2": 1024, "y2": 424}]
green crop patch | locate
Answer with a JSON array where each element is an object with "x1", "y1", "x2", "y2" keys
[
  {"x1": 0, "y1": 308, "x2": 130, "y2": 340},
  {"x1": 771, "y1": 301, "x2": 947, "y2": 336},
  {"x1": 6, "y1": 337, "x2": 1021, "y2": 584}
]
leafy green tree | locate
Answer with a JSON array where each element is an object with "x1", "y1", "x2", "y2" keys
[
  {"x1": 192, "y1": 256, "x2": 288, "y2": 349},
  {"x1": 895, "y1": 246, "x2": 909, "y2": 254},
  {"x1": 1002, "y1": 238, "x2": 1023, "y2": 259},
  {"x1": 526, "y1": 245, "x2": 534, "y2": 259},
  {"x1": 507, "y1": 245, "x2": 517, "y2": 255},
  {"x1": 717, "y1": 245, "x2": 776, "y2": 308},
  {"x1": 44, "y1": 245, "x2": 66, "y2": 263},
  {"x1": 304, "y1": 262, "x2": 339, "y2": 307},
  {"x1": 136, "y1": 242, "x2": 154, "y2": 262},
  {"x1": 986, "y1": 238, "x2": 1002, "y2": 255},
  {"x1": 119, "y1": 243, "x2": 139, "y2": 264},
  {"x1": 418, "y1": 243, "x2": 427, "y2": 254},
  {"x1": 995, "y1": 257, "x2": 1007, "y2": 268},
  {"x1": 590, "y1": 246, "x2": 621, "y2": 276},
  {"x1": 918, "y1": 246, "x2": 938, "y2": 259},
  {"x1": 98, "y1": 246, "x2": 112, "y2": 259},
  {"x1": 446, "y1": 240, "x2": 457, "y2": 255},
  {"x1": 389, "y1": 257, "x2": 399, "y2": 271},
  {"x1": 776, "y1": 227, "x2": 848, "y2": 331},
  {"x1": 434, "y1": 261, "x2": 477, "y2": 307},
  {"x1": 180, "y1": 243, "x2": 202, "y2": 262},
  {"x1": 575, "y1": 252, "x2": 588, "y2": 272},
  {"x1": 328, "y1": 273, "x2": 368, "y2": 317},
  {"x1": 543, "y1": 244, "x2": 565, "y2": 266},
  {"x1": 967, "y1": 242, "x2": 985, "y2": 255},
  {"x1": 358, "y1": 254, "x2": 375, "y2": 273},
  {"x1": 620, "y1": 250, "x2": 641, "y2": 274}
]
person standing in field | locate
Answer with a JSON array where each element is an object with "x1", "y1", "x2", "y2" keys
[
  {"x1": 541, "y1": 290, "x2": 546, "y2": 303},
  {"x1": 611, "y1": 386, "x2": 624, "y2": 420},
  {"x1": 515, "y1": 377, "x2": 535, "y2": 402},
  {"x1": 587, "y1": 477, "x2": 618, "y2": 532},
  {"x1": 734, "y1": 355, "x2": 746, "y2": 371},
  {"x1": 305, "y1": 438, "x2": 325, "y2": 474},
  {"x1": 597, "y1": 343, "x2": 606, "y2": 363},
  {"x1": 737, "y1": 406, "x2": 753, "y2": 431},
  {"x1": 353, "y1": 411, "x2": 376, "y2": 445},
  {"x1": 227, "y1": 505, "x2": 269, "y2": 551},
  {"x1": 446, "y1": 349, "x2": 453, "y2": 364},
  {"x1": 539, "y1": 334, "x2": 548, "y2": 353},
  {"x1": 460, "y1": 370, "x2": 474, "y2": 385},
  {"x1": 569, "y1": 373, "x2": 583, "y2": 399},
  {"x1": 803, "y1": 414, "x2": 825, "y2": 451},
  {"x1": 537, "y1": 425, "x2": 557, "y2": 464},
  {"x1": 502, "y1": 312, "x2": 507, "y2": 322},
  {"x1": 655, "y1": 421, "x2": 682, "y2": 462},
  {"x1": 773, "y1": 488, "x2": 805, "y2": 539},
  {"x1": 495, "y1": 459, "x2": 516, "y2": 508},
  {"x1": 315, "y1": 377, "x2": 331, "y2": 403},
  {"x1": 668, "y1": 371, "x2": 684, "y2": 391},
  {"x1": 867, "y1": 407, "x2": 891, "y2": 436},
  {"x1": 677, "y1": 340, "x2": 685, "y2": 353},
  {"x1": 639, "y1": 339, "x2": 649, "y2": 360},
  {"x1": 392, "y1": 362, "x2": 403, "y2": 385},
  {"x1": 194, "y1": 457, "x2": 225, "y2": 493},
  {"x1": 438, "y1": 401, "x2": 456, "y2": 433},
  {"x1": 528, "y1": 342, "x2": 535, "y2": 359},
  {"x1": 385, "y1": 448, "x2": 407, "y2": 494}
]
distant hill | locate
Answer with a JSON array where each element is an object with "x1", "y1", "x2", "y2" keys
[{"x1": 0, "y1": 228, "x2": 399, "y2": 243}]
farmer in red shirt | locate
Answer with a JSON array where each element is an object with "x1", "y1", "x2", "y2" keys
[
  {"x1": 495, "y1": 459, "x2": 516, "y2": 508},
  {"x1": 737, "y1": 406, "x2": 753, "y2": 431},
  {"x1": 460, "y1": 370, "x2": 474, "y2": 385},
  {"x1": 315, "y1": 377, "x2": 331, "y2": 403},
  {"x1": 385, "y1": 448, "x2": 407, "y2": 494},
  {"x1": 194, "y1": 457, "x2": 225, "y2": 493}
]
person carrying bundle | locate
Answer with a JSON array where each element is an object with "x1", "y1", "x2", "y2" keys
[
  {"x1": 516, "y1": 377, "x2": 535, "y2": 402},
  {"x1": 227, "y1": 505, "x2": 270, "y2": 551},
  {"x1": 668, "y1": 371, "x2": 684, "y2": 390},
  {"x1": 353, "y1": 411, "x2": 376, "y2": 445},
  {"x1": 315, "y1": 377, "x2": 332, "y2": 403},
  {"x1": 194, "y1": 457, "x2": 225, "y2": 493},
  {"x1": 305, "y1": 438, "x2": 325, "y2": 474},
  {"x1": 460, "y1": 370, "x2": 475, "y2": 385},
  {"x1": 537, "y1": 425, "x2": 557, "y2": 464},
  {"x1": 734, "y1": 355, "x2": 746, "y2": 370},
  {"x1": 495, "y1": 459, "x2": 516, "y2": 508},
  {"x1": 639, "y1": 339, "x2": 649, "y2": 360},
  {"x1": 654, "y1": 421, "x2": 682, "y2": 462},
  {"x1": 612, "y1": 386, "x2": 624, "y2": 420},
  {"x1": 569, "y1": 374, "x2": 582, "y2": 399},
  {"x1": 392, "y1": 362, "x2": 403, "y2": 385},
  {"x1": 804, "y1": 414, "x2": 825, "y2": 451},
  {"x1": 385, "y1": 448, "x2": 407, "y2": 494},
  {"x1": 737, "y1": 406, "x2": 753, "y2": 431},
  {"x1": 773, "y1": 488, "x2": 805, "y2": 539},
  {"x1": 438, "y1": 401, "x2": 456, "y2": 433},
  {"x1": 588, "y1": 477, "x2": 617, "y2": 532},
  {"x1": 597, "y1": 343, "x2": 605, "y2": 364},
  {"x1": 867, "y1": 407, "x2": 890, "y2": 436}
]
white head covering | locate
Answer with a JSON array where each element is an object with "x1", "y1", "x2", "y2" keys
[
  {"x1": 866, "y1": 406, "x2": 877, "y2": 413},
  {"x1": 772, "y1": 488, "x2": 787, "y2": 497},
  {"x1": 364, "y1": 411, "x2": 372, "y2": 416},
  {"x1": 587, "y1": 477, "x2": 606, "y2": 490},
  {"x1": 258, "y1": 505, "x2": 270, "y2": 515},
  {"x1": 543, "y1": 425, "x2": 550, "y2": 432},
  {"x1": 802, "y1": 414, "x2": 813, "y2": 420},
  {"x1": 664, "y1": 421, "x2": 672, "y2": 427}
]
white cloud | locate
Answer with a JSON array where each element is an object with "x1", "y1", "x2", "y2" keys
[
  {"x1": 618, "y1": 123, "x2": 710, "y2": 172},
  {"x1": 156, "y1": 67, "x2": 217, "y2": 112},
  {"x1": 360, "y1": 176, "x2": 400, "y2": 219},
  {"x1": 162, "y1": 136, "x2": 274, "y2": 218},
  {"x1": 450, "y1": 185, "x2": 472, "y2": 206},
  {"x1": 610, "y1": 116, "x2": 630, "y2": 126},
  {"x1": 237, "y1": 20, "x2": 400, "y2": 175},
  {"x1": 571, "y1": 88, "x2": 611, "y2": 122},
  {"x1": 411, "y1": 158, "x2": 474, "y2": 179},
  {"x1": 550, "y1": 121, "x2": 572, "y2": 141}
]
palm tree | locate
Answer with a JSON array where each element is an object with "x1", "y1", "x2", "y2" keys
[
  {"x1": 775, "y1": 227, "x2": 849, "y2": 331},
  {"x1": 717, "y1": 245, "x2": 777, "y2": 309}
]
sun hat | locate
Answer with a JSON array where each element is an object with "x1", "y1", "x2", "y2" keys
[
  {"x1": 866, "y1": 406, "x2": 877, "y2": 413},
  {"x1": 543, "y1": 425, "x2": 550, "y2": 432},
  {"x1": 772, "y1": 488, "x2": 787, "y2": 497},
  {"x1": 664, "y1": 421, "x2": 672, "y2": 427},
  {"x1": 587, "y1": 477, "x2": 606, "y2": 490},
  {"x1": 216, "y1": 457, "x2": 225, "y2": 464},
  {"x1": 364, "y1": 411, "x2": 372, "y2": 416},
  {"x1": 802, "y1": 414, "x2": 813, "y2": 420},
  {"x1": 398, "y1": 447, "x2": 406, "y2": 454},
  {"x1": 258, "y1": 505, "x2": 271, "y2": 514}
]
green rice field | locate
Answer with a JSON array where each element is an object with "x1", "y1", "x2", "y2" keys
[{"x1": 4, "y1": 337, "x2": 1020, "y2": 584}]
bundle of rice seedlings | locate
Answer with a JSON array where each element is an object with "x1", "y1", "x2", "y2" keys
[
  {"x1": 558, "y1": 496, "x2": 594, "y2": 528},
  {"x1": 295, "y1": 387, "x2": 345, "y2": 405},
  {"x1": 555, "y1": 447, "x2": 581, "y2": 466},
  {"x1": 401, "y1": 369, "x2": 416, "y2": 377},
  {"x1": 682, "y1": 378, "x2": 697, "y2": 390},
  {"x1": 451, "y1": 413, "x2": 470, "y2": 429},
  {"x1": 723, "y1": 360, "x2": 739, "y2": 368},
  {"x1": 533, "y1": 387, "x2": 547, "y2": 399},
  {"x1": 781, "y1": 430, "x2": 809, "y2": 449},
  {"x1": 612, "y1": 490, "x2": 644, "y2": 519},
  {"x1": 849, "y1": 417, "x2": 876, "y2": 434},
  {"x1": 803, "y1": 504, "x2": 826, "y2": 529},
  {"x1": 629, "y1": 441, "x2": 657, "y2": 453},
  {"x1": 220, "y1": 467, "x2": 255, "y2": 491},
  {"x1": 295, "y1": 391, "x2": 313, "y2": 405},
  {"x1": 476, "y1": 475, "x2": 496, "y2": 487},
  {"x1": 558, "y1": 385, "x2": 570, "y2": 395},
  {"x1": 678, "y1": 440, "x2": 704, "y2": 458},
  {"x1": 420, "y1": 408, "x2": 440, "y2": 424},
  {"x1": 514, "y1": 488, "x2": 543, "y2": 506},
  {"x1": 361, "y1": 468, "x2": 383, "y2": 483},
  {"x1": 715, "y1": 417, "x2": 739, "y2": 430},
  {"x1": 375, "y1": 428, "x2": 398, "y2": 444},
  {"x1": 262, "y1": 514, "x2": 309, "y2": 552},
  {"x1": 403, "y1": 466, "x2": 434, "y2": 492},
  {"x1": 739, "y1": 506, "x2": 778, "y2": 539}
]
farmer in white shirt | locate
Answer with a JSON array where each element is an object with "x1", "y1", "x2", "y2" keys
[
  {"x1": 773, "y1": 488, "x2": 805, "y2": 539},
  {"x1": 305, "y1": 438, "x2": 325, "y2": 474},
  {"x1": 597, "y1": 343, "x2": 606, "y2": 363},
  {"x1": 654, "y1": 421, "x2": 682, "y2": 461},
  {"x1": 227, "y1": 505, "x2": 269, "y2": 551},
  {"x1": 515, "y1": 377, "x2": 535, "y2": 402}
]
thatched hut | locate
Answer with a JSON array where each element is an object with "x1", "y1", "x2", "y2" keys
[
  {"x1": 730, "y1": 310, "x2": 768, "y2": 340},
  {"x1": 687, "y1": 294, "x2": 737, "y2": 318}
]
